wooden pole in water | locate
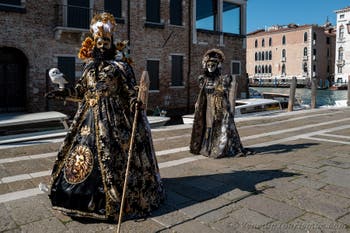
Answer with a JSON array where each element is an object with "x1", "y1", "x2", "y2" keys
[
  {"x1": 311, "y1": 77, "x2": 317, "y2": 109},
  {"x1": 288, "y1": 77, "x2": 297, "y2": 112},
  {"x1": 347, "y1": 75, "x2": 350, "y2": 107}
]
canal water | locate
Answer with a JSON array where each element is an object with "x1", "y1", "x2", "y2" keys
[{"x1": 253, "y1": 87, "x2": 348, "y2": 108}]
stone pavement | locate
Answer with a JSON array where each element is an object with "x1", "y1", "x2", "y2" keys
[{"x1": 0, "y1": 107, "x2": 350, "y2": 233}]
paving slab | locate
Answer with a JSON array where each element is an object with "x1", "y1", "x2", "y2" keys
[
  {"x1": 0, "y1": 107, "x2": 350, "y2": 232},
  {"x1": 237, "y1": 194, "x2": 304, "y2": 222}
]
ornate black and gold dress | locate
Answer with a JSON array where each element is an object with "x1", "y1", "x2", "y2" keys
[
  {"x1": 190, "y1": 73, "x2": 247, "y2": 158},
  {"x1": 49, "y1": 59, "x2": 164, "y2": 221}
]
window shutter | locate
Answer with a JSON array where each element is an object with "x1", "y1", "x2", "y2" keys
[
  {"x1": 171, "y1": 55, "x2": 183, "y2": 86},
  {"x1": 104, "y1": 0, "x2": 122, "y2": 18},
  {"x1": 146, "y1": 0, "x2": 160, "y2": 23},
  {"x1": 147, "y1": 60, "x2": 159, "y2": 90},
  {"x1": 170, "y1": 0, "x2": 182, "y2": 25},
  {"x1": 0, "y1": 0, "x2": 21, "y2": 5},
  {"x1": 58, "y1": 57, "x2": 75, "y2": 88},
  {"x1": 231, "y1": 62, "x2": 240, "y2": 75},
  {"x1": 67, "y1": 0, "x2": 90, "y2": 29}
]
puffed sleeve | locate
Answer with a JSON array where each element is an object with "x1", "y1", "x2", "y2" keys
[
  {"x1": 114, "y1": 62, "x2": 139, "y2": 112},
  {"x1": 198, "y1": 75, "x2": 205, "y2": 88}
]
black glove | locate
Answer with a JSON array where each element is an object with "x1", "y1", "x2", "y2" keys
[
  {"x1": 130, "y1": 99, "x2": 144, "y2": 112},
  {"x1": 45, "y1": 89, "x2": 70, "y2": 100}
]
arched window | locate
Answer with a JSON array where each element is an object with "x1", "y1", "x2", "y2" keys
[
  {"x1": 303, "y1": 63, "x2": 308, "y2": 73},
  {"x1": 269, "y1": 65, "x2": 272, "y2": 73},
  {"x1": 262, "y1": 65, "x2": 265, "y2": 73},
  {"x1": 258, "y1": 52, "x2": 261, "y2": 60},
  {"x1": 282, "y1": 49, "x2": 286, "y2": 58},
  {"x1": 255, "y1": 39, "x2": 258, "y2": 48},
  {"x1": 255, "y1": 66, "x2": 258, "y2": 74},
  {"x1": 303, "y1": 47, "x2": 307, "y2": 56},
  {"x1": 338, "y1": 47, "x2": 344, "y2": 60},
  {"x1": 338, "y1": 66, "x2": 343, "y2": 74},
  {"x1": 282, "y1": 35, "x2": 286, "y2": 45},
  {"x1": 262, "y1": 52, "x2": 265, "y2": 60},
  {"x1": 255, "y1": 52, "x2": 258, "y2": 61},
  {"x1": 265, "y1": 51, "x2": 268, "y2": 60},
  {"x1": 258, "y1": 65, "x2": 261, "y2": 73},
  {"x1": 303, "y1": 32, "x2": 308, "y2": 42},
  {"x1": 339, "y1": 25, "x2": 344, "y2": 39},
  {"x1": 282, "y1": 64, "x2": 286, "y2": 75},
  {"x1": 313, "y1": 32, "x2": 317, "y2": 41},
  {"x1": 265, "y1": 65, "x2": 268, "y2": 73},
  {"x1": 269, "y1": 37, "x2": 272, "y2": 46},
  {"x1": 262, "y1": 38, "x2": 265, "y2": 47},
  {"x1": 269, "y1": 51, "x2": 272, "y2": 60}
]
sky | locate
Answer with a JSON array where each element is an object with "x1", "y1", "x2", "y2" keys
[{"x1": 247, "y1": 0, "x2": 350, "y2": 33}]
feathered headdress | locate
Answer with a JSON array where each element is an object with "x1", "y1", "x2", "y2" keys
[
  {"x1": 202, "y1": 48, "x2": 225, "y2": 68},
  {"x1": 78, "y1": 12, "x2": 117, "y2": 60},
  {"x1": 90, "y1": 12, "x2": 116, "y2": 40},
  {"x1": 78, "y1": 12, "x2": 132, "y2": 64}
]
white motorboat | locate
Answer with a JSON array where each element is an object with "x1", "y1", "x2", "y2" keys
[{"x1": 182, "y1": 98, "x2": 283, "y2": 124}]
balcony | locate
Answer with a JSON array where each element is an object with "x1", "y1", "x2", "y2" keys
[
  {"x1": 336, "y1": 59, "x2": 345, "y2": 66},
  {"x1": 53, "y1": 4, "x2": 111, "y2": 40},
  {"x1": 337, "y1": 37, "x2": 345, "y2": 43},
  {"x1": 0, "y1": 1, "x2": 26, "y2": 13}
]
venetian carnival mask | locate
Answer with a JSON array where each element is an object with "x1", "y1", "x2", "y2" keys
[
  {"x1": 96, "y1": 37, "x2": 112, "y2": 52},
  {"x1": 90, "y1": 12, "x2": 116, "y2": 52},
  {"x1": 206, "y1": 60, "x2": 218, "y2": 73},
  {"x1": 202, "y1": 49, "x2": 225, "y2": 73}
]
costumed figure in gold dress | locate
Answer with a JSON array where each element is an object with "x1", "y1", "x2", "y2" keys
[
  {"x1": 190, "y1": 49, "x2": 254, "y2": 158},
  {"x1": 46, "y1": 12, "x2": 164, "y2": 221}
]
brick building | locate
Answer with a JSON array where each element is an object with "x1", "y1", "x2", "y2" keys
[
  {"x1": 0, "y1": 0, "x2": 248, "y2": 118},
  {"x1": 246, "y1": 23, "x2": 336, "y2": 88}
]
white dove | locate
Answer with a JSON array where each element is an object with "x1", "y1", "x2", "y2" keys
[{"x1": 49, "y1": 68, "x2": 68, "y2": 89}]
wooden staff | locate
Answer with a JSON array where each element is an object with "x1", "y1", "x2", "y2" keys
[{"x1": 116, "y1": 71, "x2": 150, "y2": 233}]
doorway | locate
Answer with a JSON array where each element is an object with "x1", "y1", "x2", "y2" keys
[{"x1": 0, "y1": 47, "x2": 27, "y2": 113}]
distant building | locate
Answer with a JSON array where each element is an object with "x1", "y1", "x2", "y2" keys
[
  {"x1": 246, "y1": 23, "x2": 336, "y2": 88},
  {"x1": 0, "y1": 0, "x2": 248, "y2": 117},
  {"x1": 334, "y1": 6, "x2": 350, "y2": 85}
]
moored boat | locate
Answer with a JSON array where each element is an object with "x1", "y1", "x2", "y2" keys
[
  {"x1": 329, "y1": 84, "x2": 348, "y2": 91},
  {"x1": 182, "y1": 98, "x2": 283, "y2": 124}
]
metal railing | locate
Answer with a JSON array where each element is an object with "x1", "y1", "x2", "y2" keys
[
  {"x1": 54, "y1": 4, "x2": 105, "y2": 29},
  {"x1": 336, "y1": 59, "x2": 345, "y2": 66}
]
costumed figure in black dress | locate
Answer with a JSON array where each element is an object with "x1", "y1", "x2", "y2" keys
[
  {"x1": 190, "y1": 49, "x2": 253, "y2": 158},
  {"x1": 46, "y1": 12, "x2": 164, "y2": 221}
]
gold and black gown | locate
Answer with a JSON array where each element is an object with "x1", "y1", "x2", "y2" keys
[
  {"x1": 49, "y1": 59, "x2": 164, "y2": 221},
  {"x1": 190, "y1": 73, "x2": 246, "y2": 158}
]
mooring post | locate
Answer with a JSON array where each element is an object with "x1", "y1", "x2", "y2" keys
[
  {"x1": 288, "y1": 77, "x2": 297, "y2": 112},
  {"x1": 347, "y1": 76, "x2": 350, "y2": 107},
  {"x1": 311, "y1": 77, "x2": 317, "y2": 109}
]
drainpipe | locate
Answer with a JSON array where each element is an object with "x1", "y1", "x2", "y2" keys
[
  {"x1": 127, "y1": 0, "x2": 131, "y2": 54},
  {"x1": 186, "y1": 0, "x2": 192, "y2": 113}
]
